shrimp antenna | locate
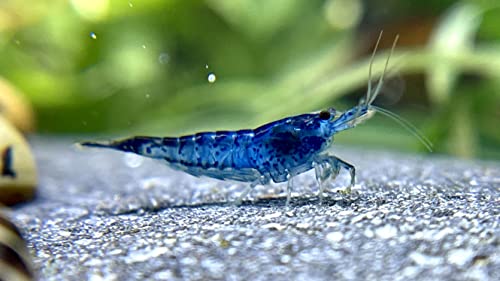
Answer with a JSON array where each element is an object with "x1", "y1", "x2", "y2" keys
[
  {"x1": 366, "y1": 31, "x2": 383, "y2": 106},
  {"x1": 367, "y1": 33, "x2": 399, "y2": 106},
  {"x1": 372, "y1": 105, "x2": 434, "y2": 152}
]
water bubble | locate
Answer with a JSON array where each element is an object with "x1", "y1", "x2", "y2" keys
[
  {"x1": 129, "y1": 1, "x2": 133, "y2": 7},
  {"x1": 141, "y1": 44, "x2": 146, "y2": 49},
  {"x1": 123, "y1": 153, "x2": 144, "y2": 168},
  {"x1": 158, "y1": 53, "x2": 170, "y2": 64},
  {"x1": 207, "y1": 72, "x2": 217, "y2": 83},
  {"x1": 145, "y1": 93, "x2": 150, "y2": 99},
  {"x1": 90, "y1": 32, "x2": 97, "y2": 39}
]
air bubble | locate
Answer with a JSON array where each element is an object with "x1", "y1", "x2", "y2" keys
[
  {"x1": 207, "y1": 72, "x2": 216, "y2": 83},
  {"x1": 90, "y1": 32, "x2": 97, "y2": 39},
  {"x1": 158, "y1": 53, "x2": 170, "y2": 64}
]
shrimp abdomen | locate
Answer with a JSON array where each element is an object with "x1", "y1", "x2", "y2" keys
[
  {"x1": 177, "y1": 131, "x2": 256, "y2": 169},
  {"x1": 169, "y1": 131, "x2": 262, "y2": 182},
  {"x1": 80, "y1": 136, "x2": 167, "y2": 158},
  {"x1": 81, "y1": 131, "x2": 255, "y2": 172}
]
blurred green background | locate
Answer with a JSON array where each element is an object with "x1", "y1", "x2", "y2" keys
[{"x1": 0, "y1": 0, "x2": 499, "y2": 159}]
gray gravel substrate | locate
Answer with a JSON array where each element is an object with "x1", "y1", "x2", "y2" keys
[{"x1": 7, "y1": 137, "x2": 500, "y2": 281}]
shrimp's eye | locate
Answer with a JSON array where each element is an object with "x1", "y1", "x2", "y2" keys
[{"x1": 319, "y1": 110, "x2": 331, "y2": 120}]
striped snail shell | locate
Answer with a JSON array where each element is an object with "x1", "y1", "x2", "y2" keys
[{"x1": 0, "y1": 212, "x2": 34, "y2": 281}]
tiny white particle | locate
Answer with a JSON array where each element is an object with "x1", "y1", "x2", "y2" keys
[
  {"x1": 109, "y1": 249, "x2": 123, "y2": 255},
  {"x1": 59, "y1": 231, "x2": 71, "y2": 238},
  {"x1": 447, "y1": 248, "x2": 475, "y2": 266},
  {"x1": 75, "y1": 239, "x2": 93, "y2": 246},
  {"x1": 326, "y1": 231, "x2": 344, "y2": 243},
  {"x1": 280, "y1": 255, "x2": 291, "y2": 263},
  {"x1": 262, "y1": 223, "x2": 286, "y2": 231},
  {"x1": 375, "y1": 224, "x2": 398, "y2": 239},
  {"x1": 410, "y1": 252, "x2": 443, "y2": 266},
  {"x1": 261, "y1": 212, "x2": 282, "y2": 220},
  {"x1": 296, "y1": 222, "x2": 310, "y2": 229}
]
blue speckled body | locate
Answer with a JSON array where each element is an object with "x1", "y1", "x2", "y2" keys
[
  {"x1": 81, "y1": 33, "x2": 410, "y2": 204},
  {"x1": 82, "y1": 107, "x2": 348, "y2": 184},
  {"x1": 248, "y1": 113, "x2": 334, "y2": 183}
]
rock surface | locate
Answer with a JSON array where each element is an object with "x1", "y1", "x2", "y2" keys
[{"x1": 8, "y1": 137, "x2": 500, "y2": 280}]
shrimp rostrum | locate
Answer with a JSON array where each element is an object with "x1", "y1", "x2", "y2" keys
[{"x1": 81, "y1": 33, "x2": 431, "y2": 205}]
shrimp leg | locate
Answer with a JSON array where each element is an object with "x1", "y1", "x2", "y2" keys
[
  {"x1": 286, "y1": 173, "x2": 294, "y2": 206},
  {"x1": 314, "y1": 154, "x2": 356, "y2": 202},
  {"x1": 235, "y1": 174, "x2": 296, "y2": 206},
  {"x1": 335, "y1": 157, "x2": 356, "y2": 195},
  {"x1": 234, "y1": 181, "x2": 257, "y2": 206},
  {"x1": 314, "y1": 157, "x2": 340, "y2": 203},
  {"x1": 234, "y1": 175, "x2": 270, "y2": 205}
]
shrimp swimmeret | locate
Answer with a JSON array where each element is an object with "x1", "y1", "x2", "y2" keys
[{"x1": 81, "y1": 32, "x2": 432, "y2": 205}]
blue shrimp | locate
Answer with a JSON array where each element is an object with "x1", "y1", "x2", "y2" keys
[{"x1": 81, "y1": 33, "x2": 432, "y2": 205}]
